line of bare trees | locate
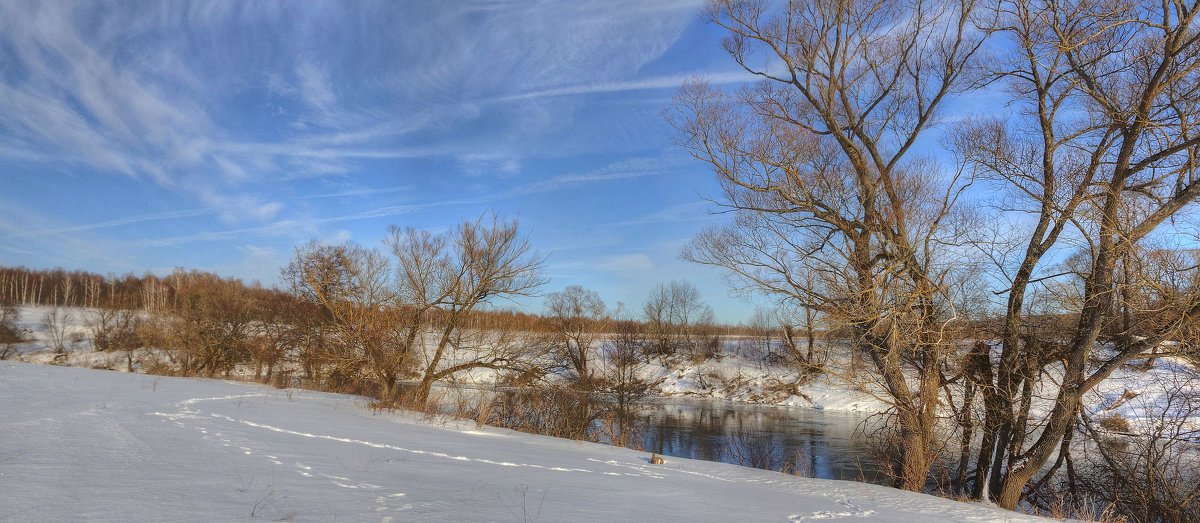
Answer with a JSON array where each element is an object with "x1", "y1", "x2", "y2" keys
[
  {"x1": 281, "y1": 214, "x2": 699, "y2": 416},
  {"x1": 1, "y1": 216, "x2": 726, "y2": 450},
  {"x1": 0, "y1": 267, "x2": 174, "y2": 310},
  {"x1": 674, "y1": 0, "x2": 1200, "y2": 515}
]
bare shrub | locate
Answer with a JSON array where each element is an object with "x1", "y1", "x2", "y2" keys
[
  {"x1": 140, "y1": 350, "x2": 177, "y2": 376},
  {"x1": 486, "y1": 385, "x2": 598, "y2": 441},
  {"x1": 42, "y1": 307, "x2": 73, "y2": 355},
  {"x1": 0, "y1": 302, "x2": 25, "y2": 360},
  {"x1": 724, "y1": 431, "x2": 812, "y2": 477},
  {"x1": 91, "y1": 307, "x2": 143, "y2": 372},
  {"x1": 1039, "y1": 493, "x2": 1128, "y2": 523},
  {"x1": 270, "y1": 370, "x2": 295, "y2": 390}
]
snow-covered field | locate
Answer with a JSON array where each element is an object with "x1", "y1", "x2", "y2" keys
[{"x1": 0, "y1": 362, "x2": 1048, "y2": 522}]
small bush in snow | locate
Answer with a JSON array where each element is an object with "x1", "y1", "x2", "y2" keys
[
  {"x1": 0, "y1": 303, "x2": 25, "y2": 360},
  {"x1": 1096, "y1": 414, "x2": 1132, "y2": 434}
]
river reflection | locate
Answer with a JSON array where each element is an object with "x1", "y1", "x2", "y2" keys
[
  {"x1": 430, "y1": 384, "x2": 889, "y2": 483},
  {"x1": 633, "y1": 400, "x2": 886, "y2": 482}
]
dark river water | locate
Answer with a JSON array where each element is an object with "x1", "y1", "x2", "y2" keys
[
  {"x1": 632, "y1": 399, "x2": 888, "y2": 482},
  {"x1": 425, "y1": 384, "x2": 892, "y2": 484}
]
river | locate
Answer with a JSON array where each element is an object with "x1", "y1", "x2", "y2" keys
[{"x1": 631, "y1": 399, "x2": 889, "y2": 483}]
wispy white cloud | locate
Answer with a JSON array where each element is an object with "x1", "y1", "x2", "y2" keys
[
  {"x1": 605, "y1": 200, "x2": 720, "y2": 227},
  {"x1": 0, "y1": 1, "x2": 741, "y2": 314},
  {"x1": 489, "y1": 71, "x2": 754, "y2": 103},
  {"x1": 0, "y1": 198, "x2": 133, "y2": 268},
  {"x1": 288, "y1": 185, "x2": 414, "y2": 201},
  {"x1": 458, "y1": 153, "x2": 523, "y2": 177},
  {"x1": 503, "y1": 157, "x2": 683, "y2": 198},
  {"x1": 6, "y1": 208, "x2": 216, "y2": 238},
  {"x1": 132, "y1": 155, "x2": 682, "y2": 247},
  {"x1": 0, "y1": 0, "x2": 707, "y2": 211},
  {"x1": 597, "y1": 254, "x2": 655, "y2": 273},
  {"x1": 296, "y1": 62, "x2": 339, "y2": 124}
]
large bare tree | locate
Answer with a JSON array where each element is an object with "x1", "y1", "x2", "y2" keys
[
  {"x1": 956, "y1": 0, "x2": 1200, "y2": 508},
  {"x1": 286, "y1": 215, "x2": 546, "y2": 406},
  {"x1": 673, "y1": 0, "x2": 985, "y2": 490}
]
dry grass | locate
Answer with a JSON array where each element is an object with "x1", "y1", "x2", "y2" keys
[{"x1": 1096, "y1": 414, "x2": 1132, "y2": 433}]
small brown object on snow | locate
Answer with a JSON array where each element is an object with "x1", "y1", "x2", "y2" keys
[{"x1": 650, "y1": 454, "x2": 665, "y2": 465}]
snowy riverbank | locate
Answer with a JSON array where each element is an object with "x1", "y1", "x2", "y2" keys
[{"x1": 8, "y1": 304, "x2": 1197, "y2": 431}]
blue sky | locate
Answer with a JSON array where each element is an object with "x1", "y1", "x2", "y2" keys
[{"x1": 0, "y1": 0, "x2": 779, "y2": 321}]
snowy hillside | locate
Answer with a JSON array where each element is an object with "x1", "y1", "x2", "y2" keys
[{"x1": 0, "y1": 362, "x2": 1047, "y2": 522}]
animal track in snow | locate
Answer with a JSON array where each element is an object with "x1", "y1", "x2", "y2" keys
[
  {"x1": 190, "y1": 408, "x2": 633, "y2": 479},
  {"x1": 788, "y1": 495, "x2": 876, "y2": 521}
]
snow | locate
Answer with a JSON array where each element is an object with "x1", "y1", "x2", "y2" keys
[
  {"x1": 647, "y1": 350, "x2": 887, "y2": 413},
  {"x1": 0, "y1": 362, "x2": 1048, "y2": 522},
  {"x1": 4, "y1": 305, "x2": 115, "y2": 368},
  {"x1": 1082, "y1": 352, "x2": 1200, "y2": 438}
]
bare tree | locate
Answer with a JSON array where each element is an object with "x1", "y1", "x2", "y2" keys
[
  {"x1": 544, "y1": 285, "x2": 607, "y2": 382},
  {"x1": 643, "y1": 280, "x2": 715, "y2": 357},
  {"x1": 250, "y1": 291, "x2": 304, "y2": 383},
  {"x1": 672, "y1": 0, "x2": 985, "y2": 491},
  {"x1": 284, "y1": 241, "x2": 405, "y2": 398},
  {"x1": 168, "y1": 271, "x2": 258, "y2": 377},
  {"x1": 403, "y1": 214, "x2": 548, "y2": 405},
  {"x1": 284, "y1": 215, "x2": 547, "y2": 406},
  {"x1": 0, "y1": 301, "x2": 24, "y2": 360},
  {"x1": 776, "y1": 303, "x2": 826, "y2": 373},
  {"x1": 594, "y1": 320, "x2": 661, "y2": 446},
  {"x1": 954, "y1": 0, "x2": 1200, "y2": 507},
  {"x1": 90, "y1": 305, "x2": 142, "y2": 372},
  {"x1": 42, "y1": 307, "x2": 73, "y2": 359}
]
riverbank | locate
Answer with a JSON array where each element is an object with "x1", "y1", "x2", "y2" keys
[{"x1": 7, "y1": 304, "x2": 1197, "y2": 439}]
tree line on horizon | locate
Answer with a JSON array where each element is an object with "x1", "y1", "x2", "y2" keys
[
  {"x1": 0, "y1": 227, "x2": 779, "y2": 453},
  {"x1": 0, "y1": 231, "x2": 760, "y2": 401}
]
